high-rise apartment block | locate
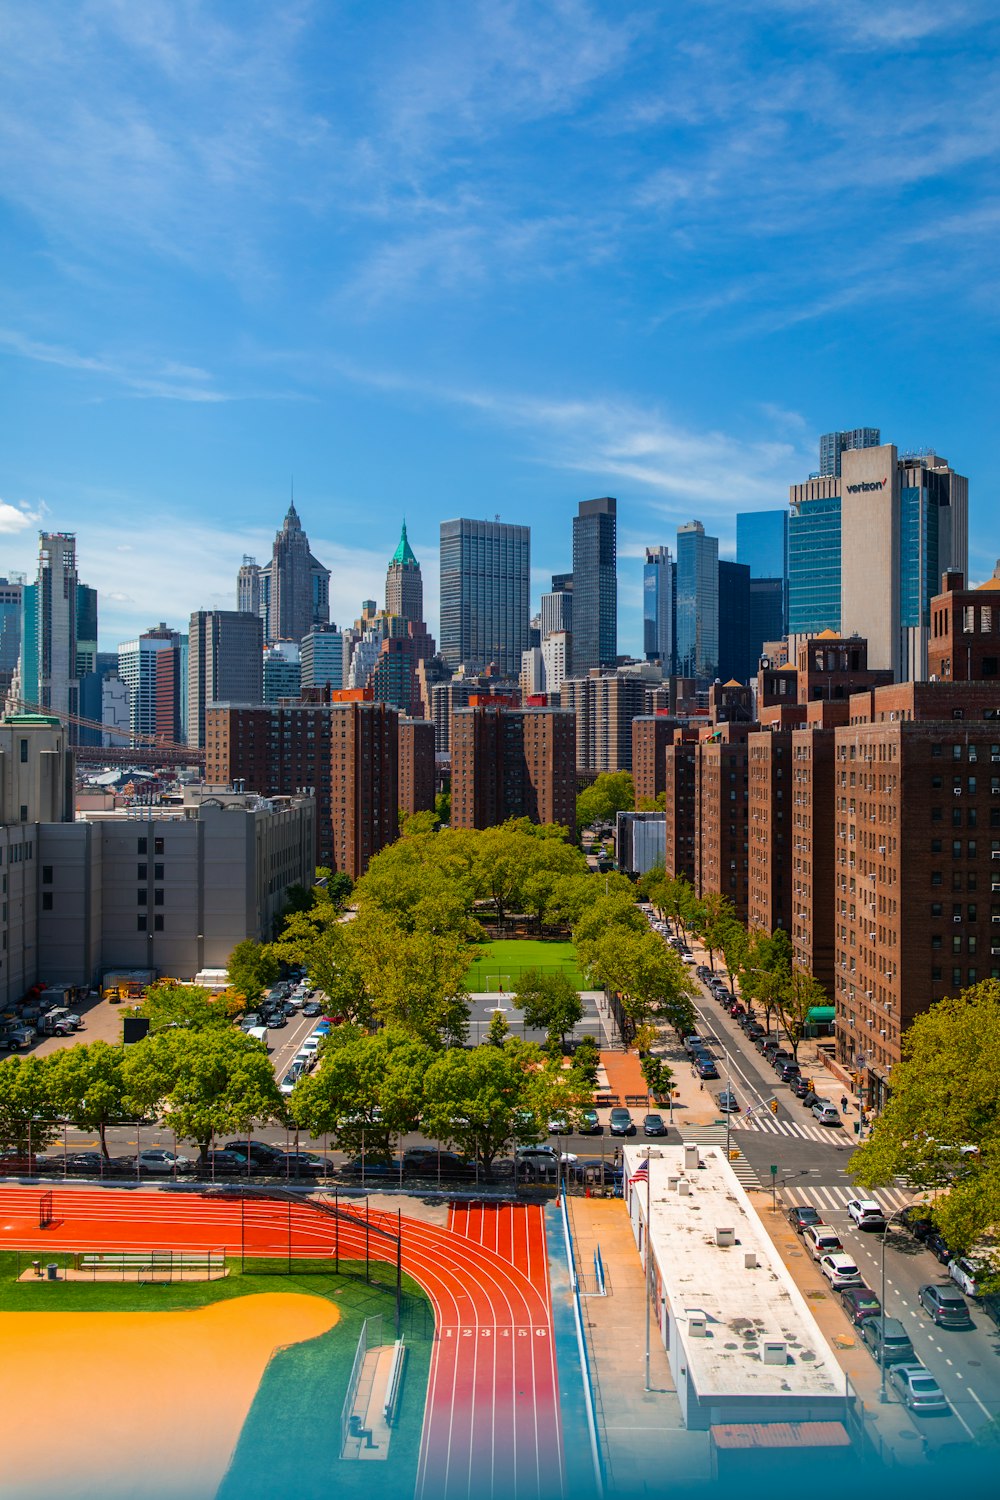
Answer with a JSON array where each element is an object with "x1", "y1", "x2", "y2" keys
[
  {"x1": 187, "y1": 610, "x2": 264, "y2": 749},
  {"x1": 572, "y1": 498, "x2": 617, "y2": 675},
  {"x1": 398, "y1": 718, "x2": 436, "y2": 818},
  {"x1": 663, "y1": 729, "x2": 699, "y2": 883},
  {"x1": 643, "y1": 546, "x2": 674, "y2": 668},
  {"x1": 439, "y1": 518, "x2": 530, "y2": 676},
  {"x1": 819, "y1": 427, "x2": 881, "y2": 478},
  {"x1": 206, "y1": 697, "x2": 399, "y2": 878},
  {"x1": 541, "y1": 631, "x2": 571, "y2": 696},
  {"x1": 675, "y1": 521, "x2": 718, "y2": 680},
  {"x1": 559, "y1": 672, "x2": 647, "y2": 775},
  {"x1": 385, "y1": 521, "x2": 423, "y2": 623},
  {"x1": 450, "y1": 705, "x2": 576, "y2": 834},
  {"x1": 694, "y1": 722, "x2": 751, "y2": 921},
  {"x1": 631, "y1": 714, "x2": 675, "y2": 806},
  {"x1": 117, "y1": 624, "x2": 183, "y2": 742},
  {"x1": 928, "y1": 565, "x2": 1000, "y2": 681}
]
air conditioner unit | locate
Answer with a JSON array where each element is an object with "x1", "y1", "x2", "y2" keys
[
  {"x1": 880, "y1": 1029, "x2": 887, "y2": 1036},
  {"x1": 879, "y1": 846, "x2": 886, "y2": 854},
  {"x1": 866, "y1": 990, "x2": 873, "y2": 998},
  {"x1": 992, "y1": 915, "x2": 1000, "y2": 922},
  {"x1": 992, "y1": 852, "x2": 1000, "y2": 860},
  {"x1": 869, "y1": 932, "x2": 877, "y2": 941},
  {"x1": 867, "y1": 1017, "x2": 875, "y2": 1026},
  {"x1": 954, "y1": 915, "x2": 962, "y2": 923}
]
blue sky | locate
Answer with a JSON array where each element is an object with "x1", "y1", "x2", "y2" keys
[{"x1": 1, "y1": 0, "x2": 998, "y2": 654}]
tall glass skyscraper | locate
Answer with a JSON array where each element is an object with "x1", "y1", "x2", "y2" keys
[
  {"x1": 643, "y1": 546, "x2": 674, "y2": 668},
  {"x1": 675, "y1": 520, "x2": 718, "y2": 679},
  {"x1": 788, "y1": 489, "x2": 842, "y2": 636},
  {"x1": 572, "y1": 497, "x2": 617, "y2": 674},
  {"x1": 439, "y1": 518, "x2": 531, "y2": 676}
]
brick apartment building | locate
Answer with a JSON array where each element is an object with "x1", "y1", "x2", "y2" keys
[
  {"x1": 631, "y1": 714, "x2": 675, "y2": 805},
  {"x1": 789, "y1": 702, "x2": 848, "y2": 1004},
  {"x1": 398, "y1": 718, "x2": 436, "y2": 818},
  {"x1": 833, "y1": 680, "x2": 1000, "y2": 1107},
  {"x1": 205, "y1": 696, "x2": 399, "y2": 879},
  {"x1": 694, "y1": 722, "x2": 751, "y2": 921},
  {"x1": 450, "y1": 704, "x2": 576, "y2": 835},
  {"x1": 747, "y1": 728, "x2": 794, "y2": 935},
  {"x1": 928, "y1": 565, "x2": 1000, "y2": 681},
  {"x1": 663, "y1": 728, "x2": 699, "y2": 882}
]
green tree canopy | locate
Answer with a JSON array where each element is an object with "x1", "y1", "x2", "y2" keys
[
  {"x1": 226, "y1": 940, "x2": 280, "y2": 1004},
  {"x1": 584, "y1": 927, "x2": 697, "y2": 1034},
  {"x1": 775, "y1": 966, "x2": 827, "y2": 1061},
  {"x1": 851, "y1": 982, "x2": 1000, "y2": 1259},
  {"x1": 291, "y1": 1025, "x2": 432, "y2": 1160},
  {"x1": 420, "y1": 1039, "x2": 560, "y2": 1172},
  {"x1": 48, "y1": 1041, "x2": 130, "y2": 1158},
  {"x1": 126, "y1": 980, "x2": 240, "y2": 1034},
  {"x1": 513, "y1": 968, "x2": 584, "y2": 1049},
  {"x1": 350, "y1": 911, "x2": 472, "y2": 1045},
  {"x1": 576, "y1": 771, "x2": 635, "y2": 831},
  {"x1": 121, "y1": 1027, "x2": 284, "y2": 1161},
  {"x1": 0, "y1": 1056, "x2": 58, "y2": 1156}
]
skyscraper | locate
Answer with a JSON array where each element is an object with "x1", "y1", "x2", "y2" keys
[
  {"x1": 540, "y1": 583, "x2": 572, "y2": 641},
  {"x1": 439, "y1": 518, "x2": 530, "y2": 675},
  {"x1": 117, "y1": 624, "x2": 183, "y2": 741},
  {"x1": 819, "y1": 427, "x2": 881, "y2": 478},
  {"x1": 717, "y1": 560, "x2": 752, "y2": 683},
  {"x1": 736, "y1": 510, "x2": 788, "y2": 586},
  {"x1": 674, "y1": 521, "x2": 718, "y2": 680},
  {"x1": 572, "y1": 498, "x2": 617, "y2": 674},
  {"x1": 0, "y1": 576, "x2": 23, "y2": 702},
  {"x1": 643, "y1": 545, "x2": 674, "y2": 668},
  {"x1": 788, "y1": 479, "x2": 842, "y2": 637},
  {"x1": 187, "y1": 610, "x2": 264, "y2": 749},
  {"x1": 269, "y1": 501, "x2": 330, "y2": 644},
  {"x1": 13, "y1": 533, "x2": 91, "y2": 730},
  {"x1": 385, "y1": 521, "x2": 423, "y2": 623}
]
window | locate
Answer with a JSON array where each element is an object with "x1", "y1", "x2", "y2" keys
[
  {"x1": 41, "y1": 892, "x2": 53, "y2": 911},
  {"x1": 931, "y1": 743, "x2": 942, "y2": 757},
  {"x1": 932, "y1": 967, "x2": 942, "y2": 981},
  {"x1": 42, "y1": 866, "x2": 52, "y2": 885},
  {"x1": 19, "y1": 739, "x2": 27, "y2": 763},
  {"x1": 931, "y1": 871, "x2": 942, "y2": 886},
  {"x1": 932, "y1": 807, "x2": 942, "y2": 822},
  {"x1": 154, "y1": 863, "x2": 164, "y2": 881},
  {"x1": 953, "y1": 807, "x2": 963, "y2": 827},
  {"x1": 931, "y1": 935, "x2": 942, "y2": 950},
  {"x1": 953, "y1": 743, "x2": 963, "y2": 758},
  {"x1": 931, "y1": 838, "x2": 942, "y2": 853},
  {"x1": 19, "y1": 805, "x2": 27, "y2": 822},
  {"x1": 138, "y1": 837, "x2": 147, "y2": 854},
  {"x1": 137, "y1": 915, "x2": 147, "y2": 931},
  {"x1": 931, "y1": 903, "x2": 942, "y2": 917},
  {"x1": 953, "y1": 935, "x2": 962, "y2": 953},
  {"x1": 968, "y1": 936, "x2": 977, "y2": 955},
  {"x1": 137, "y1": 864, "x2": 147, "y2": 880},
  {"x1": 154, "y1": 889, "x2": 164, "y2": 906},
  {"x1": 931, "y1": 776, "x2": 942, "y2": 790},
  {"x1": 154, "y1": 837, "x2": 164, "y2": 855},
  {"x1": 137, "y1": 889, "x2": 147, "y2": 906},
  {"x1": 154, "y1": 915, "x2": 164, "y2": 932},
  {"x1": 953, "y1": 967, "x2": 963, "y2": 987}
]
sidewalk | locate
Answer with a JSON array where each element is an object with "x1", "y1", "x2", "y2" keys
[{"x1": 567, "y1": 1196, "x2": 710, "y2": 1492}]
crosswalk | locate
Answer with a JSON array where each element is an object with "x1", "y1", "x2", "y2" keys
[
  {"x1": 781, "y1": 1183, "x2": 916, "y2": 1213},
  {"x1": 730, "y1": 1115, "x2": 851, "y2": 1144},
  {"x1": 672, "y1": 1124, "x2": 763, "y2": 1189}
]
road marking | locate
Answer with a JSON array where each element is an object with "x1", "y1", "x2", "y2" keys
[
  {"x1": 966, "y1": 1387, "x2": 992, "y2": 1420},
  {"x1": 950, "y1": 1406, "x2": 976, "y2": 1438}
]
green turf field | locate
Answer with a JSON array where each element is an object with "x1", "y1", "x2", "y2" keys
[
  {"x1": 465, "y1": 939, "x2": 585, "y2": 992},
  {"x1": 0, "y1": 1252, "x2": 432, "y2": 1500}
]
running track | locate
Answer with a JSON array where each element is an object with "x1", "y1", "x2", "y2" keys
[{"x1": 0, "y1": 1187, "x2": 564, "y2": 1500}]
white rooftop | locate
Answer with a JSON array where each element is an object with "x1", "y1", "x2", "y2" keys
[{"x1": 624, "y1": 1143, "x2": 845, "y2": 1401}]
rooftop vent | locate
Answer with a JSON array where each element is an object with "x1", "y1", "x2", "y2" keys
[{"x1": 762, "y1": 1339, "x2": 787, "y2": 1366}]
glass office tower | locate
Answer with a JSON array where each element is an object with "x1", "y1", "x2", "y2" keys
[
  {"x1": 439, "y1": 518, "x2": 531, "y2": 676},
  {"x1": 643, "y1": 545, "x2": 674, "y2": 668},
  {"x1": 572, "y1": 497, "x2": 617, "y2": 674},
  {"x1": 675, "y1": 520, "x2": 718, "y2": 679}
]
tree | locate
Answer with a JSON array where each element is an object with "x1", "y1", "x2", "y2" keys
[
  {"x1": 350, "y1": 913, "x2": 472, "y2": 1045},
  {"x1": 0, "y1": 1056, "x2": 58, "y2": 1156},
  {"x1": 421, "y1": 1040, "x2": 552, "y2": 1174},
  {"x1": 226, "y1": 940, "x2": 280, "y2": 1004},
  {"x1": 689, "y1": 892, "x2": 736, "y2": 974},
  {"x1": 514, "y1": 968, "x2": 584, "y2": 1050},
  {"x1": 571, "y1": 1035, "x2": 600, "y2": 1088},
  {"x1": 640, "y1": 1053, "x2": 673, "y2": 1100},
  {"x1": 273, "y1": 909, "x2": 370, "y2": 1021},
  {"x1": 399, "y1": 809, "x2": 439, "y2": 837},
  {"x1": 435, "y1": 787, "x2": 451, "y2": 827},
  {"x1": 718, "y1": 920, "x2": 748, "y2": 997},
  {"x1": 125, "y1": 980, "x2": 240, "y2": 1034},
  {"x1": 636, "y1": 792, "x2": 666, "y2": 811},
  {"x1": 48, "y1": 1041, "x2": 129, "y2": 1158},
  {"x1": 121, "y1": 1028, "x2": 284, "y2": 1162},
  {"x1": 851, "y1": 982, "x2": 1000, "y2": 1257},
  {"x1": 484, "y1": 1010, "x2": 510, "y2": 1047},
  {"x1": 585, "y1": 927, "x2": 697, "y2": 1035},
  {"x1": 291, "y1": 1026, "x2": 431, "y2": 1160},
  {"x1": 738, "y1": 929, "x2": 792, "y2": 1032},
  {"x1": 775, "y1": 966, "x2": 827, "y2": 1061},
  {"x1": 576, "y1": 771, "x2": 635, "y2": 831},
  {"x1": 572, "y1": 891, "x2": 646, "y2": 958}
]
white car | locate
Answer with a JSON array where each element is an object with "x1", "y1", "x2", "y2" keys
[
  {"x1": 847, "y1": 1198, "x2": 887, "y2": 1231},
  {"x1": 949, "y1": 1256, "x2": 985, "y2": 1298},
  {"x1": 819, "y1": 1252, "x2": 863, "y2": 1289},
  {"x1": 138, "y1": 1149, "x2": 192, "y2": 1174}
]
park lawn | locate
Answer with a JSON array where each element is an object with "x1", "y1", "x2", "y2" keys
[
  {"x1": 0, "y1": 1252, "x2": 433, "y2": 1500},
  {"x1": 465, "y1": 939, "x2": 585, "y2": 992}
]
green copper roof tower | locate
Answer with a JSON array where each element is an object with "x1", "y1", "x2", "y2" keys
[{"x1": 386, "y1": 520, "x2": 423, "y2": 623}]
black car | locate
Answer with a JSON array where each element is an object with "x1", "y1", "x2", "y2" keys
[
  {"x1": 771, "y1": 1050, "x2": 792, "y2": 1071},
  {"x1": 779, "y1": 1061, "x2": 801, "y2": 1083},
  {"x1": 840, "y1": 1284, "x2": 883, "y2": 1326},
  {"x1": 800, "y1": 1090, "x2": 822, "y2": 1110},
  {"x1": 265, "y1": 1014, "x2": 287, "y2": 1029},
  {"x1": 786, "y1": 1204, "x2": 822, "y2": 1233},
  {"x1": 790, "y1": 1075, "x2": 813, "y2": 1098},
  {"x1": 222, "y1": 1141, "x2": 286, "y2": 1171},
  {"x1": 340, "y1": 1157, "x2": 402, "y2": 1180},
  {"x1": 642, "y1": 1113, "x2": 667, "y2": 1137},
  {"x1": 283, "y1": 1152, "x2": 329, "y2": 1176},
  {"x1": 302, "y1": 1001, "x2": 322, "y2": 1017},
  {"x1": 197, "y1": 1150, "x2": 244, "y2": 1176}
]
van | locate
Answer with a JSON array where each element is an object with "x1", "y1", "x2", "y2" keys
[
  {"x1": 246, "y1": 1026, "x2": 270, "y2": 1048},
  {"x1": 804, "y1": 1225, "x2": 844, "y2": 1261},
  {"x1": 811, "y1": 1100, "x2": 842, "y2": 1126}
]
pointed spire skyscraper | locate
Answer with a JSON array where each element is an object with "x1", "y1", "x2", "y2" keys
[{"x1": 386, "y1": 519, "x2": 423, "y2": 624}]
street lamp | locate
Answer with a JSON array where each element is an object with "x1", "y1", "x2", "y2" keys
[
  {"x1": 878, "y1": 1204, "x2": 911, "y2": 1404},
  {"x1": 642, "y1": 1146, "x2": 665, "y2": 1392}
]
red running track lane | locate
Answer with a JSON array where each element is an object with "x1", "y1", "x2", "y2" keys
[{"x1": 0, "y1": 1187, "x2": 564, "y2": 1500}]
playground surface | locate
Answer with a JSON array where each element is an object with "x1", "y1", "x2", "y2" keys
[
  {"x1": 1, "y1": 1293, "x2": 338, "y2": 1500},
  {"x1": 0, "y1": 1185, "x2": 565, "y2": 1500},
  {"x1": 465, "y1": 940, "x2": 584, "y2": 993}
]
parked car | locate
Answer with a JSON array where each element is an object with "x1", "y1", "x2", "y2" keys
[
  {"x1": 779, "y1": 1061, "x2": 801, "y2": 1083},
  {"x1": 949, "y1": 1256, "x2": 985, "y2": 1298},
  {"x1": 642, "y1": 1113, "x2": 667, "y2": 1137},
  {"x1": 820, "y1": 1253, "x2": 863, "y2": 1289},
  {"x1": 577, "y1": 1108, "x2": 602, "y2": 1135},
  {"x1": 283, "y1": 1151, "x2": 329, "y2": 1176},
  {"x1": 728, "y1": 1002, "x2": 746, "y2": 1019},
  {"x1": 240, "y1": 1013, "x2": 261, "y2": 1030},
  {"x1": 695, "y1": 1057, "x2": 719, "y2": 1080},
  {"x1": 811, "y1": 1100, "x2": 842, "y2": 1126},
  {"x1": 840, "y1": 1285, "x2": 882, "y2": 1325},
  {"x1": 800, "y1": 1090, "x2": 822, "y2": 1111},
  {"x1": 548, "y1": 1113, "x2": 571, "y2": 1135},
  {"x1": 609, "y1": 1108, "x2": 635, "y2": 1136},
  {"x1": 265, "y1": 1014, "x2": 287, "y2": 1029},
  {"x1": 62, "y1": 1151, "x2": 131, "y2": 1177},
  {"x1": 279, "y1": 1069, "x2": 301, "y2": 1095},
  {"x1": 717, "y1": 1090, "x2": 739, "y2": 1113},
  {"x1": 804, "y1": 1225, "x2": 844, "y2": 1261},
  {"x1": 696, "y1": 965, "x2": 712, "y2": 980},
  {"x1": 403, "y1": 1148, "x2": 474, "y2": 1179},
  {"x1": 790, "y1": 1076, "x2": 813, "y2": 1099},
  {"x1": 137, "y1": 1149, "x2": 193, "y2": 1175},
  {"x1": 847, "y1": 1198, "x2": 887, "y2": 1231},
  {"x1": 786, "y1": 1204, "x2": 822, "y2": 1233},
  {"x1": 860, "y1": 1316, "x2": 915, "y2": 1366},
  {"x1": 771, "y1": 1050, "x2": 792, "y2": 1071},
  {"x1": 683, "y1": 1035, "x2": 705, "y2": 1057},
  {"x1": 888, "y1": 1363, "x2": 949, "y2": 1416},
  {"x1": 222, "y1": 1141, "x2": 286, "y2": 1171},
  {"x1": 198, "y1": 1150, "x2": 244, "y2": 1176},
  {"x1": 340, "y1": 1156, "x2": 401, "y2": 1179},
  {"x1": 918, "y1": 1283, "x2": 973, "y2": 1328},
  {"x1": 302, "y1": 1001, "x2": 322, "y2": 1017}
]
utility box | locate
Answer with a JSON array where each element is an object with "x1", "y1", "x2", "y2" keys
[
  {"x1": 715, "y1": 1227, "x2": 735, "y2": 1247},
  {"x1": 762, "y1": 1340, "x2": 787, "y2": 1366},
  {"x1": 683, "y1": 1143, "x2": 700, "y2": 1173}
]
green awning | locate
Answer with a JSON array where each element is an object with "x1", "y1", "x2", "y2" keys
[{"x1": 807, "y1": 1006, "x2": 836, "y2": 1021}]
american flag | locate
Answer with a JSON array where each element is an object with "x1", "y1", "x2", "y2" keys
[{"x1": 631, "y1": 1160, "x2": 649, "y2": 1181}]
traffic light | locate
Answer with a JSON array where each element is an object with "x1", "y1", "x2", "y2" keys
[{"x1": 769, "y1": 1099, "x2": 779, "y2": 1115}]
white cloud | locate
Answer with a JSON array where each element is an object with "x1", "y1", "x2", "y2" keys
[{"x1": 0, "y1": 499, "x2": 42, "y2": 534}]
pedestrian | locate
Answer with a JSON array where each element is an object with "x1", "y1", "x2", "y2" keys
[
  {"x1": 699, "y1": 1081, "x2": 704, "y2": 1092},
  {"x1": 840, "y1": 1095, "x2": 849, "y2": 1113}
]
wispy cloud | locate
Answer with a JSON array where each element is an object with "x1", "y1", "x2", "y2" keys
[{"x1": 0, "y1": 499, "x2": 42, "y2": 535}]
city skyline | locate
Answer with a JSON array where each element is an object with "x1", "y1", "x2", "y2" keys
[{"x1": 2, "y1": 5, "x2": 999, "y2": 653}]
